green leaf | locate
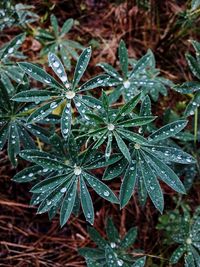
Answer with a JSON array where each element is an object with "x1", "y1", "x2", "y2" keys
[
  {"x1": 12, "y1": 90, "x2": 56, "y2": 102},
  {"x1": 18, "y1": 62, "x2": 63, "y2": 89},
  {"x1": 83, "y1": 172, "x2": 118, "y2": 204},
  {"x1": 113, "y1": 93, "x2": 141, "y2": 122},
  {"x1": 79, "y1": 74, "x2": 110, "y2": 92},
  {"x1": 12, "y1": 166, "x2": 42, "y2": 183},
  {"x1": 117, "y1": 116, "x2": 156, "y2": 127},
  {"x1": 143, "y1": 150, "x2": 186, "y2": 194},
  {"x1": 120, "y1": 227, "x2": 137, "y2": 248},
  {"x1": 27, "y1": 98, "x2": 63, "y2": 123},
  {"x1": 80, "y1": 177, "x2": 94, "y2": 224},
  {"x1": 72, "y1": 47, "x2": 91, "y2": 89},
  {"x1": 186, "y1": 53, "x2": 200, "y2": 79},
  {"x1": 0, "y1": 123, "x2": 9, "y2": 150},
  {"x1": 131, "y1": 257, "x2": 146, "y2": 267},
  {"x1": 50, "y1": 14, "x2": 59, "y2": 34},
  {"x1": 30, "y1": 174, "x2": 70, "y2": 193},
  {"x1": 8, "y1": 123, "x2": 20, "y2": 166},
  {"x1": 106, "y1": 217, "x2": 119, "y2": 242},
  {"x1": 170, "y1": 245, "x2": 185, "y2": 264},
  {"x1": 145, "y1": 145, "x2": 196, "y2": 164},
  {"x1": 85, "y1": 154, "x2": 122, "y2": 169},
  {"x1": 119, "y1": 40, "x2": 128, "y2": 77},
  {"x1": 105, "y1": 245, "x2": 119, "y2": 267},
  {"x1": 60, "y1": 177, "x2": 78, "y2": 227},
  {"x1": 130, "y1": 50, "x2": 153, "y2": 77},
  {"x1": 117, "y1": 129, "x2": 148, "y2": 145},
  {"x1": 48, "y1": 52, "x2": 68, "y2": 84},
  {"x1": 61, "y1": 102, "x2": 71, "y2": 139},
  {"x1": 61, "y1": 18, "x2": 74, "y2": 35},
  {"x1": 184, "y1": 91, "x2": 200, "y2": 116},
  {"x1": 97, "y1": 62, "x2": 121, "y2": 79},
  {"x1": 114, "y1": 131, "x2": 131, "y2": 162},
  {"x1": 139, "y1": 152, "x2": 164, "y2": 213},
  {"x1": 87, "y1": 226, "x2": 108, "y2": 248},
  {"x1": 120, "y1": 161, "x2": 137, "y2": 208},
  {"x1": 148, "y1": 120, "x2": 188, "y2": 142},
  {"x1": 191, "y1": 0, "x2": 200, "y2": 10},
  {"x1": 103, "y1": 158, "x2": 127, "y2": 180}
]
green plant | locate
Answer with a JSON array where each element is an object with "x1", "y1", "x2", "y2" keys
[
  {"x1": 169, "y1": 207, "x2": 200, "y2": 266},
  {"x1": 9, "y1": 42, "x2": 196, "y2": 225},
  {"x1": 0, "y1": 0, "x2": 39, "y2": 31},
  {"x1": 13, "y1": 48, "x2": 109, "y2": 139},
  {"x1": 36, "y1": 14, "x2": 84, "y2": 70},
  {"x1": 0, "y1": 33, "x2": 26, "y2": 83},
  {"x1": 175, "y1": 39, "x2": 200, "y2": 117},
  {"x1": 98, "y1": 40, "x2": 173, "y2": 103},
  {"x1": 79, "y1": 217, "x2": 146, "y2": 267},
  {"x1": 0, "y1": 77, "x2": 52, "y2": 166}
]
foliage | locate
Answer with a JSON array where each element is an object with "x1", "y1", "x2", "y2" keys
[
  {"x1": 0, "y1": 0, "x2": 39, "y2": 31},
  {"x1": 98, "y1": 40, "x2": 173, "y2": 103},
  {"x1": 159, "y1": 205, "x2": 200, "y2": 267},
  {"x1": 35, "y1": 14, "x2": 84, "y2": 70},
  {"x1": 79, "y1": 217, "x2": 146, "y2": 267},
  {"x1": 175, "y1": 39, "x2": 200, "y2": 117},
  {"x1": 0, "y1": 33, "x2": 26, "y2": 83}
]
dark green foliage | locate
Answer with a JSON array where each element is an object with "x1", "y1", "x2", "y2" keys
[
  {"x1": 79, "y1": 217, "x2": 146, "y2": 267},
  {"x1": 35, "y1": 14, "x2": 84, "y2": 70}
]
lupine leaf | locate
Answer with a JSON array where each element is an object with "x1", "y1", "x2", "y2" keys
[
  {"x1": 60, "y1": 177, "x2": 78, "y2": 227},
  {"x1": 144, "y1": 150, "x2": 186, "y2": 194},
  {"x1": 113, "y1": 93, "x2": 141, "y2": 122},
  {"x1": 61, "y1": 102, "x2": 71, "y2": 139},
  {"x1": 139, "y1": 153, "x2": 164, "y2": 213},
  {"x1": 50, "y1": 14, "x2": 59, "y2": 34},
  {"x1": 131, "y1": 257, "x2": 146, "y2": 267},
  {"x1": 12, "y1": 90, "x2": 56, "y2": 102},
  {"x1": 114, "y1": 131, "x2": 131, "y2": 162},
  {"x1": 48, "y1": 52, "x2": 68, "y2": 84},
  {"x1": 144, "y1": 145, "x2": 196, "y2": 164},
  {"x1": 80, "y1": 177, "x2": 94, "y2": 224},
  {"x1": 119, "y1": 40, "x2": 128, "y2": 77},
  {"x1": 18, "y1": 62, "x2": 63, "y2": 89},
  {"x1": 97, "y1": 62, "x2": 121, "y2": 79},
  {"x1": 27, "y1": 98, "x2": 63, "y2": 123},
  {"x1": 148, "y1": 120, "x2": 188, "y2": 142},
  {"x1": 72, "y1": 47, "x2": 92, "y2": 89},
  {"x1": 106, "y1": 217, "x2": 119, "y2": 242},
  {"x1": 79, "y1": 74, "x2": 110, "y2": 92},
  {"x1": 87, "y1": 226, "x2": 108, "y2": 248},
  {"x1": 61, "y1": 18, "x2": 74, "y2": 35},
  {"x1": 83, "y1": 172, "x2": 118, "y2": 203},
  {"x1": 120, "y1": 227, "x2": 137, "y2": 248},
  {"x1": 120, "y1": 161, "x2": 137, "y2": 208},
  {"x1": 12, "y1": 165, "x2": 42, "y2": 183},
  {"x1": 105, "y1": 245, "x2": 119, "y2": 267}
]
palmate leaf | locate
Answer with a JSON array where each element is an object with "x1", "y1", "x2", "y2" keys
[{"x1": 79, "y1": 217, "x2": 146, "y2": 267}]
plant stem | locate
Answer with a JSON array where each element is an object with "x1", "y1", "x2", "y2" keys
[{"x1": 194, "y1": 107, "x2": 198, "y2": 144}]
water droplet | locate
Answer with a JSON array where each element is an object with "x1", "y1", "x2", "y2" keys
[
  {"x1": 60, "y1": 187, "x2": 67, "y2": 193},
  {"x1": 66, "y1": 91, "x2": 75, "y2": 99},
  {"x1": 103, "y1": 190, "x2": 110, "y2": 197}
]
